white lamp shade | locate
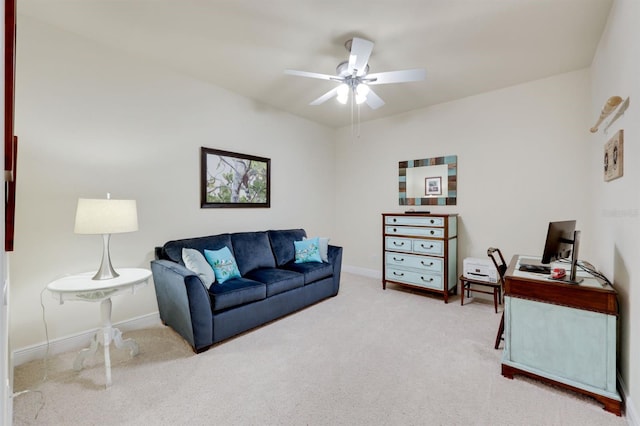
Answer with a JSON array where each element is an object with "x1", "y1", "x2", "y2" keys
[{"x1": 74, "y1": 198, "x2": 138, "y2": 235}]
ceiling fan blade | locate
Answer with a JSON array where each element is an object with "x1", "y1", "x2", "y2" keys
[
  {"x1": 366, "y1": 69, "x2": 426, "y2": 85},
  {"x1": 348, "y1": 37, "x2": 374, "y2": 76},
  {"x1": 310, "y1": 86, "x2": 340, "y2": 106},
  {"x1": 365, "y1": 88, "x2": 385, "y2": 110},
  {"x1": 284, "y1": 69, "x2": 341, "y2": 81}
]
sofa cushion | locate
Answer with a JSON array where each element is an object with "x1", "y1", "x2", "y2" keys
[
  {"x1": 268, "y1": 229, "x2": 307, "y2": 266},
  {"x1": 162, "y1": 234, "x2": 233, "y2": 264},
  {"x1": 284, "y1": 261, "x2": 334, "y2": 285},
  {"x1": 231, "y1": 231, "x2": 276, "y2": 276},
  {"x1": 182, "y1": 248, "x2": 215, "y2": 287},
  {"x1": 294, "y1": 237, "x2": 322, "y2": 263},
  {"x1": 204, "y1": 247, "x2": 241, "y2": 284},
  {"x1": 244, "y1": 268, "x2": 304, "y2": 297},
  {"x1": 208, "y1": 277, "x2": 266, "y2": 312}
]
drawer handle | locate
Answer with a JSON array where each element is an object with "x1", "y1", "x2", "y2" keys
[
  {"x1": 393, "y1": 241, "x2": 405, "y2": 246},
  {"x1": 421, "y1": 261, "x2": 434, "y2": 267},
  {"x1": 421, "y1": 244, "x2": 434, "y2": 249},
  {"x1": 430, "y1": 230, "x2": 435, "y2": 235},
  {"x1": 393, "y1": 228, "x2": 397, "y2": 232},
  {"x1": 430, "y1": 219, "x2": 435, "y2": 224},
  {"x1": 421, "y1": 276, "x2": 434, "y2": 282},
  {"x1": 393, "y1": 257, "x2": 404, "y2": 262},
  {"x1": 392, "y1": 218, "x2": 397, "y2": 222},
  {"x1": 393, "y1": 272, "x2": 405, "y2": 277}
]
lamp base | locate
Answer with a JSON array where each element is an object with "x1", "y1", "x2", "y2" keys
[{"x1": 93, "y1": 234, "x2": 120, "y2": 280}]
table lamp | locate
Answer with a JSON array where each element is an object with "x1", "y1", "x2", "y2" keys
[{"x1": 74, "y1": 194, "x2": 138, "y2": 280}]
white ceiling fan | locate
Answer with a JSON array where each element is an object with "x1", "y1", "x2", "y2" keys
[{"x1": 285, "y1": 37, "x2": 426, "y2": 110}]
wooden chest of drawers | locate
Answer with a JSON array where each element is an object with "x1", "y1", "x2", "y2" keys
[{"x1": 382, "y1": 213, "x2": 458, "y2": 303}]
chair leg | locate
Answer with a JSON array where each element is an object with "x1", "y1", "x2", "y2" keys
[
  {"x1": 493, "y1": 289, "x2": 498, "y2": 313},
  {"x1": 494, "y1": 312, "x2": 505, "y2": 350}
]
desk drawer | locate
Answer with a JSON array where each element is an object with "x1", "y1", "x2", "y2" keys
[
  {"x1": 385, "y1": 216, "x2": 445, "y2": 227},
  {"x1": 385, "y1": 252, "x2": 443, "y2": 273},
  {"x1": 385, "y1": 226, "x2": 444, "y2": 238},
  {"x1": 385, "y1": 267, "x2": 443, "y2": 290}
]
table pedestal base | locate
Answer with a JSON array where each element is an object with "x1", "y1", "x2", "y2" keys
[{"x1": 73, "y1": 298, "x2": 139, "y2": 387}]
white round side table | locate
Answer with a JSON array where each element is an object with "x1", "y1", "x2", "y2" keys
[{"x1": 47, "y1": 267, "x2": 151, "y2": 387}]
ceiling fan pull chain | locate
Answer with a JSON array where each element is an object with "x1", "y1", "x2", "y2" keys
[
  {"x1": 357, "y1": 102, "x2": 361, "y2": 138},
  {"x1": 350, "y1": 92, "x2": 355, "y2": 137}
]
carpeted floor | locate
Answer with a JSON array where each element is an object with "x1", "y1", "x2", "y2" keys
[{"x1": 12, "y1": 273, "x2": 626, "y2": 425}]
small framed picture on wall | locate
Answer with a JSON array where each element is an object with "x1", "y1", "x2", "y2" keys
[
  {"x1": 425, "y1": 177, "x2": 442, "y2": 196},
  {"x1": 604, "y1": 129, "x2": 624, "y2": 182}
]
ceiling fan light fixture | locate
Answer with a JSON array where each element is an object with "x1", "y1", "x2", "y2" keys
[
  {"x1": 337, "y1": 84, "x2": 349, "y2": 103},
  {"x1": 356, "y1": 83, "x2": 370, "y2": 97}
]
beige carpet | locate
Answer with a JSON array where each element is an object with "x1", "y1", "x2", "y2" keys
[{"x1": 13, "y1": 273, "x2": 626, "y2": 425}]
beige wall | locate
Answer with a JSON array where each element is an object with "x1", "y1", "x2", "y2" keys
[
  {"x1": 335, "y1": 69, "x2": 592, "y2": 273},
  {"x1": 591, "y1": 0, "x2": 639, "y2": 420},
  {"x1": 11, "y1": 16, "x2": 336, "y2": 349}
]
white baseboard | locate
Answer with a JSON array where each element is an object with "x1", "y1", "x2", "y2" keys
[
  {"x1": 12, "y1": 312, "x2": 161, "y2": 367},
  {"x1": 618, "y1": 372, "x2": 638, "y2": 425},
  {"x1": 343, "y1": 264, "x2": 380, "y2": 279},
  {"x1": 627, "y1": 397, "x2": 638, "y2": 426}
]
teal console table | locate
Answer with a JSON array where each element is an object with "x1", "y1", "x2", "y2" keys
[{"x1": 502, "y1": 255, "x2": 621, "y2": 416}]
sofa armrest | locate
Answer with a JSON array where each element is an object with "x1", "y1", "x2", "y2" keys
[
  {"x1": 150, "y1": 260, "x2": 214, "y2": 352},
  {"x1": 327, "y1": 245, "x2": 343, "y2": 296}
]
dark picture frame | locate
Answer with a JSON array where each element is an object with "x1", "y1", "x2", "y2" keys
[
  {"x1": 425, "y1": 176, "x2": 442, "y2": 196},
  {"x1": 200, "y1": 147, "x2": 270, "y2": 208},
  {"x1": 5, "y1": 0, "x2": 17, "y2": 251}
]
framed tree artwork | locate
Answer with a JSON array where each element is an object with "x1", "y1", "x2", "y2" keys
[{"x1": 200, "y1": 147, "x2": 270, "y2": 208}]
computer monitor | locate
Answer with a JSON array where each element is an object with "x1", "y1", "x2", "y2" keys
[
  {"x1": 541, "y1": 220, "x2": 576, "y2": 264},
  {"x1": 541, "y1": 220, "x2": 582, "y2": 284}
]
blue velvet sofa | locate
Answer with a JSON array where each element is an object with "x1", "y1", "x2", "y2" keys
[{"x1": 150, "y1": 229, "x2": 342, "y2": 352}]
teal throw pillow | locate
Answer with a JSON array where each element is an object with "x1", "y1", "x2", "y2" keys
[
  {"x1": 204, "y1": 247, "x2": 241, "y2": 284},
  {"x1": 182, "y1": 248, "x2": 216, "y2": 287},
  {"x1": 305, "y1": 236, "x2": 330, "y2": 262},
  {"x1": 294, "y1": 237, "x2": 322, "y2": 263}
]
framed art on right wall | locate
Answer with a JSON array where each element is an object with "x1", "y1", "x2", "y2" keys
[{"x1": 604, "y1": 129, "x2": 624, "y2": 182}]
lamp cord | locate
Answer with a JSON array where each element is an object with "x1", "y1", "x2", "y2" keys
[{"x1": 12, "y1": 287, "x2": 50, "y2": 420}]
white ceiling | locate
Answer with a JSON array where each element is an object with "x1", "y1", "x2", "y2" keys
[{"x1": 19, "y1": 0, "x2": 613, "y2": 128}]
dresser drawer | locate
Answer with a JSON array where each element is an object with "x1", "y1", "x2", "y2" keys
[
  {"x1": 385, "y1": 226, "x2": 444, "y2": 238},
  {"x1": 385, "y1": 216, "x2": 445, "y2": 227},
  {"x1": 412, "y1": 239, "x2": 444, "y2": 256},
  {"x1": 385, "y1": 267, "x2": 443, "y2": 290},
  {"x1": 385, "y1": 252, "x2": 443, "y2": 273},
  {"x1": 385, "y1": 236, "x2": 412, "y2": 252}
]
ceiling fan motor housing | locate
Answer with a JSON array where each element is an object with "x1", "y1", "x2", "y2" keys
[{"x1": 336, "y1": 60, "x2": 369, "y2": 78}]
